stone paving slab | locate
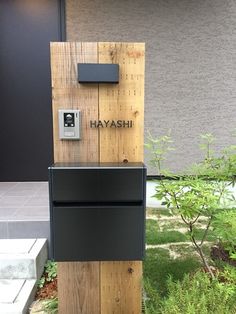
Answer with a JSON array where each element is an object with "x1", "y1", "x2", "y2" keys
[
  {"x1": 0, "y1": 238, "x2": 47, "y2": 313},
  {"x1": 0, "y1": 239, "x2": 36, "y2": 254},
  {"x1": 0, "y1": 279, "x2": 36, "y2": 314},
  {"x1": 0, "y1": 239, "x2": 47, "y2": 279},
  {"x1": 0, "y1": 280, "x2": 25, "y2": 303}
]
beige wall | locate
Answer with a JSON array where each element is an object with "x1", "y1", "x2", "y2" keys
[{"x1": 66, "y1": 0, "x2": 236, "y2": 174}]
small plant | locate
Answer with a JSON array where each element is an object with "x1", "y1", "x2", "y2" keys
[
  {"x1": 144, "y1": 271, "x2": 236, "y2": 314},
  {"x1": 38, "y1": 276, "x2": 46, "y2": 289},
  {"x1": 213, "y1": 209, "x2": 236, "y2": 260},
  {"x1": 221, "y1": 265, "x2": 236, "y2": 289},
  {"x1": 159, "y1": 271, "x2": 236, "y2": 314},
  {"x1": 146, "y1": 131, "x2": 236, "y2": 278},
  {"x1": 42, "y1": 297, "x2": 58, "y2": 314},
  {"x1": 143, "y1": 278, "x2": 161, "y2": 314},
  {"x1": 145, "y1": 131, "x2": 174, "y2": 176},
  {"x1": 37, "y1": 260, "x2": 57, "y2": 288},
  {"x1": 45, "y1": 260, "x2": 57, "y2": 282}
]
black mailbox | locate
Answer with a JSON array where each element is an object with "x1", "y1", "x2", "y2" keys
[{"x1": 49, "y1": 162, "x2": 146, "y2": 261}]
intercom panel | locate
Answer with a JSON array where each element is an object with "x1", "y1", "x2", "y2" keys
[{"x1": 58, "y1": 109, "x2": 81, "y2": 140}]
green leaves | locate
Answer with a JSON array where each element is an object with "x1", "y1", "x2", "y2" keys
[
  {"x1": 154, "y1": 178, "x2": 222, "y2": 220},
  {"x1": 42, "y1": 297, "x2": 58, "y2": 314},
  {"x1": 145, "y1": 130, "x2": 174, "y2": 175},
  {"x1": 195, "y1": 133, "x2": 236, "y2": 182},
  {"x1": 212, "y1": 209, "x2": 236, "y2": 258},
  {"x1": 159, "y1": 271, "x2": 236, "y2": 314},
  {"x1": 37, "y1": 260, "x2": 57, "y2": 289},
  {"x1": 45, "y1": 260, "x2": 57, "y2": 282},
  {"x1": 37, "y1": 276, "x2": 46, "y2": 289},
  {"x1": 146, "y1": 130, "x2": 236, "y2": 274}
]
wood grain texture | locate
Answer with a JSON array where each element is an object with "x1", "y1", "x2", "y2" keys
[
  {"x1": 58, "y1": 262, "x2": 100, "y2": 314},
  {"x1": 50, "y1": 42, "x2": 145, "y2": 314},
  {"x1": 50, "y1": 42, "x2": 100, "y2": 314},
  {"x1": 98, "y1": 42, "x2": 145, "y2": 163},
  {"x1": 50, "y1": 42, "x2": 99, "y2": 162},
  {"x1": 98, "y1": 43, "x2": 145, "y2": 314},
  {"x1": 101, "y1": 261, "x2": 142, "y2": 314}
]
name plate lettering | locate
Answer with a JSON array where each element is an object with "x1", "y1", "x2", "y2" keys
[{"x1": 90, "y1": 120, "x2": 133, "y2": 128}]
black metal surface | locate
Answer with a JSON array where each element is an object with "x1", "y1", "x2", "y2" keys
[
  {"x1": 78, "y1": 63, "x2": 119, "y2": 83},
  {"x1": 49, "y1": 163, "x2": 146, "y2": 261},
  {"x1": 51, "y1": 162, "x2": 144, "y2": 168},
  {"x1": 52, "y1": 205, "x2": 144, "y2": 261},
  {"x1": 59, "y1": 0, "x2": 66, "y2": 40},
  {"x1": 0, "y1": 0, "x2": 64, "y2": 181},
  {"x1": 50, "y1": 168, "x2": 144, "y2": 202}
]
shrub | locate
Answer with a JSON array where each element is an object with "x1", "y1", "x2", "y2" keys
[
  {"x1": 146, "y1": 131, "x2": 236, "y2": 278},
  {"x1": 213, "y1": 209, "x2": 236, "y2": 260},
  {"x1": 161, "y1": 272, "x2": 236, "y2": 314},
  {"x1": 145, "y1": 272, "x2": 236, "y2": 314},
  {"x1": 37, "y1": 260, "x2": 57, "y2": 289}
]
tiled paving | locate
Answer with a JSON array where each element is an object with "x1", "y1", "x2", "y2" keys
[
  {"x1": 0, "y1": 182, "x2": 50, "y2": 240},
  {"x1": 0, "y1": 182, "x2": 49, "y2": 222}
]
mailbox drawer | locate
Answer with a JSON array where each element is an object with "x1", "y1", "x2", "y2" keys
[
  {"x1": 51, "y1": 205, "x2": 145, "y2": 261},
  {"x1": 49, "y1": 163, "x2": 145, "y2": 203},
  {"x1": 49, "y1": 162, "x2": 146, "y2": 261}
]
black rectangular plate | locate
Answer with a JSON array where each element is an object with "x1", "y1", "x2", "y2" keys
[
  {"x1": 78, "y1": 63, "x2": 119, "y2": 83},
  {"x1": 51, "y1": 205, "x2": 145, "y2": 261}
]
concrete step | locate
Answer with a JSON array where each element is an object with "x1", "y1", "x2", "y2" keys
[
  {"x1": 0, "y1": 279, "x2": 37, "y2": 314},
  {"x1": 0, "y1": 239, "x2": 48, "y2": 314},
  {"x1": 0, "y1": 239, "x2": 47, "y2": 280}
]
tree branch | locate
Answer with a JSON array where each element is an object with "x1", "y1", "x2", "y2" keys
[
  {"x1": 189, "y1": 223, "x2": 215, "y2": 279},
  {"x1": 200, "y1": 216, "x2": 213, "y2": 247}
]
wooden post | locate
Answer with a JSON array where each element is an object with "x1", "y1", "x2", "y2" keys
[
  {"x1": 50, "y1": 42, "x2": 100, "y2": 314},
  {"x1": 50, "y1": 42, "x2": 145, "y2": 314}
]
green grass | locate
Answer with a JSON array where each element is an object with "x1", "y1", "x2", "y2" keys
[
  {"x1": 144, "y1": 248, "x2": 200, "y2": 297},
  {"x1": 146, "y1": 219, "x2": 188, "y2": 245},
  {"x1": 146, "y1": 207, "x2": 172, "y2": 217},
  {"x1": 192, "y1": 228, "x2": 215, "y2": 242},
  {"x1": 161, "y1": 220, "x2": 186, "y2": 230},
  {"x1": 144, "y1": 189, "x2": 236, "y2": 313},
  {"x1": 168, "y1": 243, "x2": 195, "y2": 256},
  {"x1": 146, "y1": 219, "x2": 216, "y2": 245},
  {"x1": 144, "y1": 215, "x2": 215, "y2": 303}
]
